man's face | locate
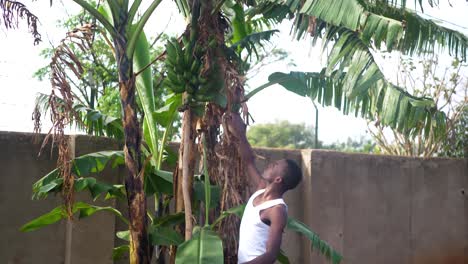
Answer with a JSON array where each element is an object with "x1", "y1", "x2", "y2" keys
[{"x1": 262, "y1": 159, "x2": 287, "y2": 183}]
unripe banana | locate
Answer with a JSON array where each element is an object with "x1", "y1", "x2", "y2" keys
[
  {"x1": 190, "y1": 60, "x2": 199, "y2": 73},
  {"x1": 190, "y1": 76, "x2": 198, "y2": 86},
  {"x1": 186, "y1": 84, "x2": 196, "y2": 94},
  {"x1": 198, "y1": 76, "x2": 208, "y2": 84},
  {"x1": 194, "y1": 93, "x2": 215, "y2": 102},
  {"x1": 165, "y1": 41, "x2": 178, "y2": 65},
  {"x1": 163, "y1": 79, "x2": 185, "y2": 93}
]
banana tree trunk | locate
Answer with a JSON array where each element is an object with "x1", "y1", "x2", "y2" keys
[
  {"x1": 115, "y1": 35, "x2": 150, "y2": 263},
  {"x1": 181, "y1": 109, "x2": 193, "y2": 240},
  {"x1": 179, "y1": 108, "x2": 197, "y2": 240}
]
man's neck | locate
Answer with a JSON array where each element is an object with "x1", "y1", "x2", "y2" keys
[{"x1": 261, "y1": 185, "x2": 284, "y2": 200}]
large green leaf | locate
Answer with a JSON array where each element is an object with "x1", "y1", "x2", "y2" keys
[
  {"x1": 257, "y1": 25, "x2": 447, "y2": 139},
  {"x1": 266, "y1": 69, "x2": 444, "y2": 137},
  {"x1": 73, "y1": 104, "x2": 124, "y2": 139},
  {"x1": 145, "y1": 169, "x2": 174, "y2": 195},
  {"x1": 368, "y1": 4, "x2": 468, "y2": 60},
  {"x1": 230, "y1": 29, "x2": 279, "y2": 61},
  {"x1": 154, "y1": 93, "x2": 182, "y2": 127},
  {"x1": 149, "y1": 226, "x2": 184, "y2": 246},
  {"x1": 287, "y1": 218, "x2": 342, "y2": 264},
  {"x1": 32, "y1": 150, "x2": 125, "y2": 199},
  {"x1": 253, "y1": 0, "x2": 467, "y2": 60},
  {"x1": 77, "y1": 203, "x2": 128, "y2": 224},
  {"x1": 112, "y1": 245, "x2": 130, "y2": 261},
  {"x1": 152, "y1": 212, "x2": 185, "y2": 227},
  {"x1": 21, "y1": 202, "x2": 128, "y2": 232},
  {"x1": 193, "y1": 180, "x2": 221, "y2": 209},
  {"x1": 116, "y1": 225, "x2": 184, "y2": 246},
  {"x1": 20, "y1": 206, "x2": 65, "y2": 232},
  {"x1": 211, "y1": 204, "x2": 246, "y2": 227},
  {"x1": 231, "y1": 3, "x2": 249, "y2": 44},
  {"x1": 131, "y1": 25, "x2": 161, "y2": 166},
  {"x1": 175, "y1": 226, "x2": 224, "y2": 264}
]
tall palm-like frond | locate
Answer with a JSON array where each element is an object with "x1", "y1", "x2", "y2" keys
[
  {"x1": 364, "y1": 2, "x2": 468, "y2": 60},
  {"x1": 297, "y1": 0, "x2": 468, "y2": 60},
  {"x1": 248, "y1": 0, "x2": 467, "y2": 59},
  {"x1": 249, "y1": 26, "x2": 447, "y2": 138},
  {"x1": 243, "y1": 0, "x2": 466, "y2": 138},
  {"x1": 0, "y1": 0, "x2": 41, "y2": 44},
  {"x1": 230, "y1": 29, "x2": 279, "y2": 61}
]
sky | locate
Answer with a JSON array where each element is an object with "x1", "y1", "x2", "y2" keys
[{"x1": 0, "y1": 0, "x2": 467, "y2": 143}]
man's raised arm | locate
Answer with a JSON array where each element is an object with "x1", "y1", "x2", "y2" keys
[{"x1": 225, "y1": 113, "x2": 266, "y2": 190}]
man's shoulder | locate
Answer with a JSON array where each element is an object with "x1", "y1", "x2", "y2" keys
[{"x1": 263, "y1": 203, "x2": 288, "y2": 220}]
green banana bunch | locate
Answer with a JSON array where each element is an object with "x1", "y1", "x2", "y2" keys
[
  {"x1": 163, "y1": 34, "x2": 226, "y2": 107},
  {"x1": 163, "y1": 36, "x2": 203, "y2": 95}
]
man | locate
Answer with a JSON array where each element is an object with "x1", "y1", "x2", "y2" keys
[{"x1": 226, "y1": 113, "x2": 303, "y2": 264}]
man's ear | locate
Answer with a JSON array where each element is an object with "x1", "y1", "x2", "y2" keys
[{"x1": 274, "y1": 177, "x2": 282, "y2": 183}]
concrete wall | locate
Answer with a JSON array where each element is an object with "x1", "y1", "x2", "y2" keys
[
  {"x1": 1, "y1": 132, "x2": 466, "y2": 264},
  {"x1": 303, "y1": 150, "x2": 467, "y2": 264},
  {"x1": 0, "y1": 132, "x2": 122, "y2": 264}
]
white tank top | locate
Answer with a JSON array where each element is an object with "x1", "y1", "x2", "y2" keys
[{"x1": 237, "y1": 189, "x2": 287, "y2": 263}]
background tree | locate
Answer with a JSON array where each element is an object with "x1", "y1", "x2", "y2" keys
[
  {"x1": 368, "y1": 56, "x2": 467, "y2": 157},
  {"x1": 322, "y1": 136, "x2": 377, "y2": 154},
  {"x1": 440, "y1": 104, "x2": 467, "y2": 158},
  {"x1": 247, "y1": 120, "x2": 316, "y2": 149},
  {"x1": 33, "y1": 8, "x2": 182, "y2": 139},
  {"x1": 247, "y1": 120, "x2": 377, "y2": 153}
]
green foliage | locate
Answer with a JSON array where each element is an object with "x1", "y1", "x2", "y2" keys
[
  {"x1": 32, "y1": 151, "x2": 125, "y2": 199},
  {"x1": 287, "y1": 218, "x2": 342, "y2": 264},
  {"x1": 265, "y1": 68, "x2": 446, "y2": 139},
  {"x1": 231, "y1": 29, "x2": 279, "y2": 62},
  {"x1": 322, "y1": 137, "x2": 377, "y2": 153},
  {"x1": 247, "y1": 120, "x2": 315, "y2": 149},
  {"x1": 32, "y1": 150, "x2": 174, "y2": 201},
  {"x1": 175, "y1": 226, "x2": 224, "y2": 264},
  {"x1": 366, "y1": 3, "x2": 468, "y2": 59},
  {"x1": 34, "y1": 7, "x2": 180, "y2": 140},
  {"x1": 130, "y1": 24, "x2": 160, "y2": 165},
  {"x1": 112, "y1": 245, "x2": 130, "y2": 261},
  {"x1": 97, "y1": 88, "x2": 121, "y2": 119},
  {"x1": 21, "y1": 202, "x2": 128, "y2": 232},
  {"x1": 117, "y1": 225, "x2": 184, "y2": 246},
  {"x1": 442, "y1": 104, "x2": 467, "y2": 158}
]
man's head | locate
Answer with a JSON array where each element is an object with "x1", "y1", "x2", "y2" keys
[{"x1": 262, "y1": 159, "x2": 302, "y2": 192}]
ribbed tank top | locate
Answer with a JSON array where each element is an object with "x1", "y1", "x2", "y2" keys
[{"x1": 237, "y1": 189, "x2": 287, "y2": 263}]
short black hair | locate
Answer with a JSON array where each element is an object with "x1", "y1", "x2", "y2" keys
[{"x1": 281, "y1": 159, "x2": 302, "y2": 191}]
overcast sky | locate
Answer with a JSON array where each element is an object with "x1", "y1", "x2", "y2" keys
[{"x1": 0, "y1": 0, "x2": 466, "y2": 143}]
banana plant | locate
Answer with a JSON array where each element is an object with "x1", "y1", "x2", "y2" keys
[
  {"x1": 50, "y1": 0, "x2": 164, "y2": 262},
  {"x1": 28, "y1": 2, "x2": 183, "y2": 263}
]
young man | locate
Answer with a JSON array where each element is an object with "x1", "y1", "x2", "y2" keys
[{"x1": 226, "y1": 113, "x2": 303, "y2": 264}]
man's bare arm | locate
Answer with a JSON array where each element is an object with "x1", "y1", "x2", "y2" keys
[
  {"x1": 226, "y1": 113, "x2": 266, "y2": 190},
  {"x1": 242, "y1": 206, "x2": 287, "y2": 264}
]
